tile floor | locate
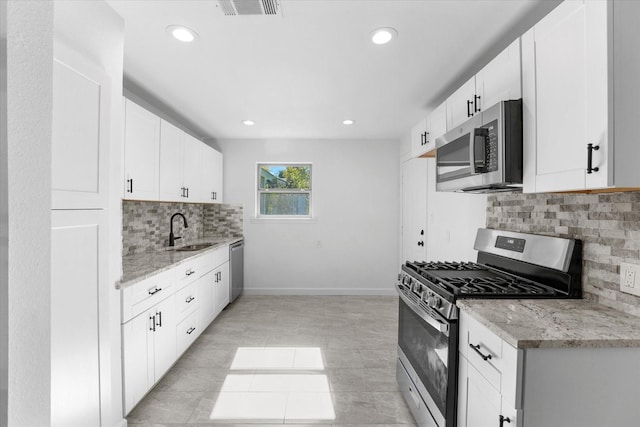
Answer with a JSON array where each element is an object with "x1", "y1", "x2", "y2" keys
[{"x1": 127, "y1": 295, "x2": 417, "y2": 426}]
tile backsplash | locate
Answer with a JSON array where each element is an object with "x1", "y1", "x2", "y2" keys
[
  {"x1": 123, "y1": 200, "x2": 243, "y2": 256},
  {"x1": 487, "y1": 192, "x2": 640, "y2": 317}
]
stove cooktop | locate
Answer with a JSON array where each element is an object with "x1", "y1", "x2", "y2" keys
[{"x1": 402, "y1": 260, "x2": 561, "y2": 301}]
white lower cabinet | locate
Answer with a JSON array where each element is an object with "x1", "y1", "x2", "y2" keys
[
  {"x1": 198, "y1": 270, "x2": 217, "y2": 329},
  {"x1": 51, "y1": 210, "x2": 106, "y2": 427},
  {"x1": 214, "y1": 261, "x2": 230, "y2": 317},
  {"x1": 458, "y1": 310, "x2": 640, "y2": 427},
  {"x1": 122, "y1": 294, "x2": 176, "y2": 414},
  {"x1": 121, "y1": 244, "x2": 231, "y2": 414},
  {"x1": 457, "y1": 311, "x2": 520, "y2": 427}
]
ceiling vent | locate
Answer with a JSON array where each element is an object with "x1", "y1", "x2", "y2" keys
[{"x1": 218, "y1": 0, "x2": 282, "y2": 16}]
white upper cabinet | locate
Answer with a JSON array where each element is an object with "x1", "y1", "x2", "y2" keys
[
  {"x1": 447, "y1": 76, "x2": 477, "y2": 130},
  {"x1": 428, "y1": 101, "x2": 447, "y2": 144},
  {"x1": 522, "y1": 0, "x2": 640, "y2": 193},
  {"x1": 182, "y1": 133, "x2": 203, "y2": 201},
  {"x1": 125, "y1": 98, "x2": 222, "y2": 203},
  {"x1": 124, "y1": 99, "x2": 160, "y2": 200},
  {"x1": 410, "y1": 117, "x2": 429, "y2": 158},
  {"x1": 447, "y1": 39, "x2": 522, "y2": 130},
  {"x1": 159, "y1": 120, "x2": 184, "y2": 202},
  {"x1": 477, "y1": 39, "x2": 522, "y2": 110},
  {"x1": 202, "y1": 144, "x2": 224, "y2": 203},
  {"x1": 411, "y1": 101, "x2": 447, "y2": 158},
  {"x1": 52, "y1": 44, "x2": 110, "y2": 210},
  {"x1": 159, "y1": 120, "x2": 203, "y2": 202}
]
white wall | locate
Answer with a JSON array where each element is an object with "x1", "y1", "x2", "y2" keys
[
  {"x1": 425, "y1": 158, "x2": 487, "y2": 262},
  {"x1": 6, "y1": 2, "x2": 53, "y2": 425},
  {"x1": 219, "y1": 138, "x2": 399, "y2": 295}
]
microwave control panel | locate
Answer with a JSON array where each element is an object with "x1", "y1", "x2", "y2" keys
[{"x1": 483, "y1": 119, "x2": 499, "y2": 172}]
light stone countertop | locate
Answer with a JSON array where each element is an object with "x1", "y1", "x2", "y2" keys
[
  {"x1": 457, "y1": 299, "x2": 640, "y2": 349},
  {"x1": 118, "y1": 236, "x2": 243, "y2": 289}
]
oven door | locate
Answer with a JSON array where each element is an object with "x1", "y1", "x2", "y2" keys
[{"x1": 397, "y1": 288, "x2": 458, "y2": 427}]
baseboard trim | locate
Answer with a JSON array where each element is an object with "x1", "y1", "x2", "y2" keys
[{"x1": 243, "y1": 288, "x2": 397, "y2": 296}]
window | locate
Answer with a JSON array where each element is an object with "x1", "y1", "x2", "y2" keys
[{"x1": 257, "y1": 164, "x2": 312, "y2": 218}]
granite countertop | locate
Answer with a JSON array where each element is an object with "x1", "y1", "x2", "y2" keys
[
  {"x1": 118, "y1": 236, "x2": 243, "y2": 289},
  {"x1": 457, "y1": 299, "x2": 640, "y2": 349}
]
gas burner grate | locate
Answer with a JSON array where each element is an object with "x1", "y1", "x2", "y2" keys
[{"x1": 407, "y1": 261, "x2": 487, "y2": 272}]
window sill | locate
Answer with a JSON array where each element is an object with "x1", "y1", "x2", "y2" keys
[{"x1": 250, "y1": 216, "x2": 318, "y2": 224}]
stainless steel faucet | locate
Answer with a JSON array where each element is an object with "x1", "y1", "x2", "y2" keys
[{"x1": 169, "y1": 212, "x2": 188, "y2": 247}]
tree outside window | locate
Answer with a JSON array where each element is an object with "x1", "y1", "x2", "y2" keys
[{"x1": 257, "y1": 164, "x2": 312, "y2": 217}]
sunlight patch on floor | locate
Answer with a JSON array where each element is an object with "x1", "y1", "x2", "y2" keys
[
  {"x1": 211, "y1": 347, "x2": 335, "y2": 421},
  {"x1": 230, "y1": 347, "x2": 325, "y2": 370}
]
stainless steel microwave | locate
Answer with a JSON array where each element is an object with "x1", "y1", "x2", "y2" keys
[{"x1": 435, "y1": 99, "x2": 523, "y2": 193}]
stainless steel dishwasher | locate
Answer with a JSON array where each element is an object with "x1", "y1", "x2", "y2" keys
[{"x1": 229, "y1": 240, "x2": 244, "y2": 303}]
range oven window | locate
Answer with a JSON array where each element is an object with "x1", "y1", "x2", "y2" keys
[
  {"x1": 436, "y1": 132, "x2": 472, "y2": 182},
  {"x1": 397, "y1": 298, "x2": 456, "y2": 418}
]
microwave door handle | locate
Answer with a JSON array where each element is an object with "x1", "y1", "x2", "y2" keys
[{"x1": 472, "y1": 128, "x2": 489, "y2": 173}]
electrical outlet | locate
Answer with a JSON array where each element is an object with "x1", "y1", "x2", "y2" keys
[{"x1": 620, "y1": 262, "x2": 640, "y2": 297}]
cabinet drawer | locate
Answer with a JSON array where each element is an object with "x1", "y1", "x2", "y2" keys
[
  {"x1": 459, "y1": 311, "x2": 503, "y2": 391},
  {"x1": 175, "y1": 257, "x2": 204, "y2": 288},
  {"x1": 122, "y1": 269, "x2": 175, "y2": 322},
  {"x1": 211, "y1": 245, "x2": 229, "y2": 269},
  {"x1": 176, "y1": 309, "x2": 199, "y2": 356},
  {"x1": 175, "y1": 280, "x2": 198, "y2": 320}
]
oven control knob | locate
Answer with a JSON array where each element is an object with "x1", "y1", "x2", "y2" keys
[
  {"x1": 402, "y1": 275, "x2": 411, "y2": 286},
  {"x1": 427, "y1": 295, "x2": 441, "y2": 309}
]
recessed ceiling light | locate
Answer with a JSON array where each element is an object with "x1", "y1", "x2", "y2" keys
[
  {"x1": 342, "y1": 119, "x2": 355, "y2": 125},
  {"x1": 242, "y1": 120, "x2": 255, "y2": 126},
  {"x1": 370, "y1": 27, "x2": 397, "y2": 45},
  {"x1": 167, "y1": 25, "x2": 199, "y2": 43}
]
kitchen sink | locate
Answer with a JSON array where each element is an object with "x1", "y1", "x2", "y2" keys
[{"x1": 174, "y1": 243, "x2": 214, "y2": 252}]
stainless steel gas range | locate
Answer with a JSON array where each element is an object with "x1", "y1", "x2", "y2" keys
[{"x1": 396, "y1": 228, "x2": 582, "y2": 427}]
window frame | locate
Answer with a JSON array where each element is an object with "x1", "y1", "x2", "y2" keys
[{"x1": 256, "y1": 162, "x2": 313, "y2": 219}]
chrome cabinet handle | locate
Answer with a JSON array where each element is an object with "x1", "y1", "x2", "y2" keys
[
  {"x1": 474, "y1": 94, "x2": 481, "y2": 113},
  {"x1": 156, "y1": 311, "x2": 162, "y2": 327},
  {"x1": 149, "y1": 315, "x2": 156, "y2": 332},
  {"x1": 469, "y1": 343, "x2": 492, "y2": 361},
  {"x1": 148, "y1": 287, "x2": 162, "y2": 296},
  {"x1": 467, "y1": 99, "x2": 473, "y2": 117},
  {"x1": 187, "y1": 327, "x2": 196, "y2": 335},
  {"x1": 186, "y1": 296, "x2": 195, "y2": 303}
]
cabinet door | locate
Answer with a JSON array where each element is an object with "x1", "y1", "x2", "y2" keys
[
  {"x1": 51, "y1": 210, "x2": 106, "y2": 426},
  {"x1": 182, "y1": 134, "x2": 203, "y2": 202},
  {"x1": 458, "y1": 354, "x2": 502, "y2": 427},
  {"x1": 477, "y1": 38, "x2": 522, "y2": 110},
  {"x1": 152, "y1": 295, "x2": 177, "y2": 380},
  {"x1": 446, "y1": 76, "x2": 476, "y2": 130},
  {"x1": 428, "y1": 101, "x2": 447, "y2": 144},
  {"x1": 522, "y1": 0, "x2": 608, "y2": 192},
  {"x1": 211, "y1": 148, "x2": 223, "y2": 203},
  {"x1": 121, "y1": 312, "x2": 153, "y2": 415},
  {"x1": 198, "y1": 270, "x2": 216, "y2": 329},
  {"x1": 401, "y1": 158, "x2": 427, "y2": 262},
  {"x1": 214, "y1": 262, "x2": 230, "y2": 317},
  {"x1": 52, "y1": 45, "x2": 109, "y2": 210},
  {"x1": 159, "y1": 120, "x2": 184, "y2": 202},
  {"x1": 410, "y1": 117, "x2": 428, "y2": 158},
  {"x1": 124, "y1": 99, "x2": 160, "y2": 200}
]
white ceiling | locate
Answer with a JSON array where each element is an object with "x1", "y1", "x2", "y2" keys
[{"x1": 106, "y1": 0, "x2": 560, "y2": 141}]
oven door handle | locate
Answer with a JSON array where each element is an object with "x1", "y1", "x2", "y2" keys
[{"x1": 396, "y1": 285, "x2": 450, "y2": 336}]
